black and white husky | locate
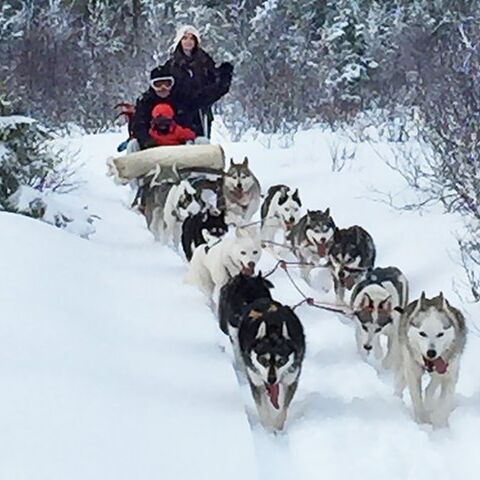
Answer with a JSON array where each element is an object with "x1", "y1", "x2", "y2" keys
[
  {"x1": 239, "y1": 298, "x2": 305, "y2": 431},
  {"x1": 350, "y1": 266, "x2": 408, "y2": 368},
  {"x1": 181, "y1": 207, "x2": 227, "y2": 261},
  {"x1": 260, "y1": 185, "x2": 302, "y2": 253},
  {"x1": 394, "y1": 292, "x2": 467, "y2": 427},
  {"x1": 222, "y1": 158, "x2": 261, "y2": 225},
  {"x1": 218, "y1": 273, "x2": 275, "y2": 365},
  {"x1": 163, "y1": 180, "x2": 202, "y2": 248},
  {"x1": 329, "y1": 225, "x2": 376, "y2": 304},
  {"x1": 288, "y1": 209, "x2": 336, "y2": 283}
]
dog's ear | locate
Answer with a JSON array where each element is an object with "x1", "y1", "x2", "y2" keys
[
  {"x1": 242, "y1": 156, "x2": 249, "y2": 168},
  {"x1": 379, "y1": 296, "x2": 392, "y2": 313},
  {"x1": 282, "y1": 321, "x2": 290, "y2": 340},
  {"x1": 419, "y1": 291, "x2": 426, "y2": 308},
  {"x1": 325, "y1": 207, "x2": 330, "y2": 217},
  {"x1": 255, "y1": 321, "x2": 267, "y2": 339},
  {"x1": 229, "y1": 158, "x2": 234, "y2": 168},
  {"x1": 293, "y1": 188, "x2": 301, "y2": 206}
]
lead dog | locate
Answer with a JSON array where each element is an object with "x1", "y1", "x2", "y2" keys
[
  {"x1": 239, "y1": 298, "x2": 305, "y2": 431},
  {"x1": 394, "y1": 292, "x2": 466, "y2": 427}
]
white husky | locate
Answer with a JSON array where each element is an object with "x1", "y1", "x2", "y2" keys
[
  {"x1": 185, "y1": 226, "x2": 262, "y2": 298},
  {"x1": 393, "y1": 292, "x2": 467, "y2": 427},
  {"x1": 163, "y1": 180, "x2": 202, "y2": 248}
]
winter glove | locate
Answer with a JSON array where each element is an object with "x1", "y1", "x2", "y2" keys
[
  {"x1": 142, "y1": 137, "x2": 158, "y2": 149},
  {"x1": 218, "y1": 62, "x2": 234, "y2": 78}
]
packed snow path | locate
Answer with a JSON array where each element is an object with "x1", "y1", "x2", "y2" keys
[{"x1": 2, "y1": 129, "x2": 480, "y2": 480}]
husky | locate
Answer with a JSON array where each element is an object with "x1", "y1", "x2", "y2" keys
[
  {"x1": 288, "y1": 209, "x2": 336, "y2": 283},
  {"x1": 162, "y1": 180, "x2": 202, "y2": 248},
  {"x1": 142, "y1": 173, "x2": 176, "y2": 242},
  {"x1": 218, "y1": 273, "x2": 275, "y2": 366},
  {"x1": 394, "y1": 292, "x2": 467, "y2": 427},
  {"x1": 350, "y1": 266, "x2": 409, "y2": 368},
  {"x1": 261, "y1": 185, "x2": 302, "y2": 254},
  {"x1": 238, "y1": 298, "x2": 305, "y2": 431},
  {"x1": 329, "y1": 225, "x2": 376, "y2": 304},
  {"x1": 185, "y1": 226, "x2": 262, "y2": 299},
  {"x1": 222, "y1": 157, "x2": 261, "y2": 225},
  {"x1": 181, "y1": 207, "x2": 228, "y2": 261}
]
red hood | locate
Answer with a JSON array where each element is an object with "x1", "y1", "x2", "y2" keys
[{"x1": 151, "y1": 103, "x2": 175, "y2": 119}]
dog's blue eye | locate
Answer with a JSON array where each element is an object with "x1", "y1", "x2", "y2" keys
[
  {"x1": 375, "y1": 327, "x2": 382, "y2": 333},
  {"x1": 362, "y1": 325, "x2": 368, "y2": 332},
  {"x1": 419, "y1": 331, "x2": 427, "y2": 337},
  {"x1": 253, "y1": 250, "x2": 258, "y2": 255},
  {"x1": 437, "y1": 332, "x2": 444, "y2": 338},
  {"x1": 240, "y1": 251, "x2": 246, "y2": 255}
]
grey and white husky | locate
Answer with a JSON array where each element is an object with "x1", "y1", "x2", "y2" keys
[
  {"x1": 238, "y1": 298, "x2": 305, "y2": 431},
  {"x1": 142, "y1": 170, "x2": 175, "y2": 241},
  {"x1": 329, "y1": 225, "x2": 376, "y2": 304},
  {"x1": 222, "y1": 157, "x2": 261, "y2": 225},
  {"x1": 350, "y1": 266, "x2": 409, "y2": 368},
  {"x1": 394, "y1": 292, "x2": 467, "y2": 427},
  {"x1": 288, "y1": 209, "x2": 336, "y2": 283},
  {"x1": 261, "y1": 185, "x2": 302, "y2": 253}
]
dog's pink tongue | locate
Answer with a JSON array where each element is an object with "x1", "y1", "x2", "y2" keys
[
  {"x1": 241, "y1": 264, "x2": 254, "y2": 276},
  {"x1": 233, "y1": 188, "x2": 243, "y2": 199},
  {"x1": 433, "y1": 357, "x2": 448, "y2": 374},
  {"x1": 316, "y1": 242, "x2": 327, "y2": 257},
  {"x1": 343, "y1": 275, "x2": 355, "y2": 290},
  {"x1": 266, "y1": 383, "x2": 280, "y2": 410}
]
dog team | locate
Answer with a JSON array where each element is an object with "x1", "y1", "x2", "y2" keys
[{"x1": 134, "y1": 156, "x2": 467, "y2": 431}]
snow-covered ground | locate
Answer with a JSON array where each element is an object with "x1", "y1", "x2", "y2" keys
[{"x1": 2, "y1": 125, "x2": 480, "y2": 480}]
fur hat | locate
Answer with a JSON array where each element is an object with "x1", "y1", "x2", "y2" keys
[{"x1": 170, "y1": 25, "x2": 201, "y2": 53}]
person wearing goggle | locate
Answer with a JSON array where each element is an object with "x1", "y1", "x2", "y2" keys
[{"x1": 150, "y1": 76, "x2": 175, "y2": 96}]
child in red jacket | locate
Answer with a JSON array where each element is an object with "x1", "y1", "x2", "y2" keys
[{"x1": 148, "y1": 103, "x2": 197, "y2": 146}]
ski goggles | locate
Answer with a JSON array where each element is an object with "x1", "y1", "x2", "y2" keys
[{"x1": 150, "y1": 76, "x2": 175, "y2": 89}]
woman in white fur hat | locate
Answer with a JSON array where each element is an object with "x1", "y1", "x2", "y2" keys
[{"x1": 164, "y1": 25, "x2": 233, "y2": 138}]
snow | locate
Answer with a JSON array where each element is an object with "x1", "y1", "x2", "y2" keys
[
  {"x1": 0, "y1": 114, "x2": 36, "y2": 128},
  {"x1": 1, "y1": 125, "x2": 480, "y2": 479},
  {"x1": 0, "y1": 141, "x2": 10, "y2": 164}
]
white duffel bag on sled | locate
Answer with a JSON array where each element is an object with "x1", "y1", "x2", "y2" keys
[{"x1": 107, "y1": 143, "x2": 225, "y2": 184}]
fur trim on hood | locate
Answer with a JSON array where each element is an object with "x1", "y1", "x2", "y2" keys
[{"x1": 170, "y1": 25, "x2": 201, "y2": 53}]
